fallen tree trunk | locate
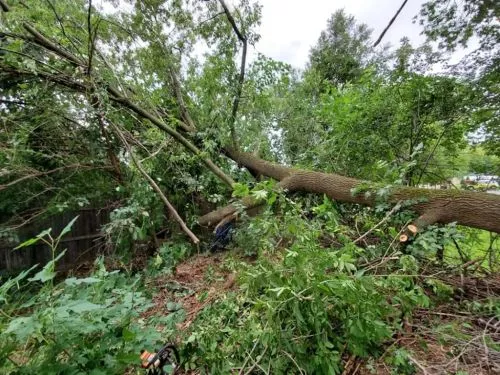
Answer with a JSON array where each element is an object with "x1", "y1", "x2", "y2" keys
[{"x1": 199, "y1": 149, "x2": 500, "y2": 234}]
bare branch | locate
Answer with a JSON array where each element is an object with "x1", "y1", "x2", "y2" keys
[
  {"x1": 0, "y1": 47, "x2": 66, "y2": 75},
  {"x1": 1, "y1": 65, "x2": 88, "y2": 91},
  {"x1": 86, "y1": 0, "x2": 100, "y2": 75},
  {"x1": 168, "y1": 68, "x2": 197, "y2": 132},
  {"x1": 218, "y1": 0, "x2": 246, "y2": 42},
  {"x1": 373, "y1": 0, "x2": 409, "y2": 47},
  {"x1": 415, "y1": 127, "x2": 447, "y2": 185},
  {"x1": 45, "y1": 0, "x2": 83, "y2": 56},
  {"x1": 407, "y1": 354, "x2": 429, "y2": 375},
  {"x1": 353, "y1": 201, "x2": 402, "y2": 244},
  {"x1": 195, "y1": 11, "x2": 225, "y2": 29},
  {"x1": 23, "y1": 23, "x2": 86, "y2": 66},
  {"x1": 218, "y1": 0, "x2": 248, "y2": 147}
]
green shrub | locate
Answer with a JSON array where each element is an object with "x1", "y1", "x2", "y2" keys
[
  {"x1": 0, "y1": 257, "x2": 164, "y2": 374},
  {"x1": 0, "y1": 221, "x2": 164, "y2": 374}
]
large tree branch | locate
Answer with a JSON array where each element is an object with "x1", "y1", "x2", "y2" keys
[
  {"x1": 23, "y1": 23, "x2": 86, "y2": 66},
  {"x1": 217, "y1": 0, "x2": 245, "y2": 42},
  {"x1": 199, "y1": 149, "x2": 500, "y2": 234},
  {"x1": 86, "y1": 0, "x2": 98, "y2": 75},
  {"x1": 109, "y1": 91, "x2": 234, "y2": 186},
  {"x1": 111, "y1": 122, "x2": 200, "y2": 245},
  {"x1": 1, "y1": 65, "x2": 86, "y2": 92}
]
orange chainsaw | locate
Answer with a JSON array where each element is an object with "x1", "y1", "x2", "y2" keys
[{"x1": 140, "y1": 343, "x2": 180, "y2": 375}]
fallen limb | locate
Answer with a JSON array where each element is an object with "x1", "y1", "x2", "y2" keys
[
  {"x1": 111, "y1": 122, "x2": 200, "y2": 245},
  {"x1": 354, "y1": 201, "x2": 402, "y2": 244},
  {"x1": 168, "y1": 68, "x2": 196, "y2": 133},
  {"x1": 199, "y1": 149, "x2": 500, "y2": 234},
  {"x1": 218, "y1": 0, "x2": 247, "y2": 147}
]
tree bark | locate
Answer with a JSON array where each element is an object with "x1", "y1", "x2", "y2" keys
[{"x1": 199, "y1": 149, "x2": 500, "y2": 234}]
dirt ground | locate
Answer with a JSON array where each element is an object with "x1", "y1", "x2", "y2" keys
[{"x1": 142, "y1": 253, "x2": 237, "y2": 330}]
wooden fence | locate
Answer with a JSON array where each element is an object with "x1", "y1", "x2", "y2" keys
[{"x1": 0, "y1": 208, "x2": 111, "y2": 273}]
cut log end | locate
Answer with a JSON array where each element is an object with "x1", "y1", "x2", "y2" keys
[
  {"x1": 407, "y1": 224, "x2": 418, "y2": 235},
  {"x1": 399, "y1": 234, "x2": 409, "y2": 243}
]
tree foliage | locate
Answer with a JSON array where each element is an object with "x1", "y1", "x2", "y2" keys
[
  {"x1": 308, "y1": 9, "x2": 375, "y2": 87},
  {"x1": 0, "y1": 0, "x2": 499, "y2": 373}
]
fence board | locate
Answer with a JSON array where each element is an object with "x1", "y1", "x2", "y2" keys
[{"x1": 0, "y1": 209, "x2": 111, "y2": 273}]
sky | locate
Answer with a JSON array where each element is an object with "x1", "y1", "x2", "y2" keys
[
  {"x1": 98, "y1": 0, "x2": 471, "y2": 70},
  {"x1": 100, "y1": 0, "x2": 428, "y2": 68},
  {"x1": 249, "y1": 0, "x2": 427, "y2": 69}
]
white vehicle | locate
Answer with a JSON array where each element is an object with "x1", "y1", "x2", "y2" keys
[{"x1": 463, "y1": 175, "x2": 499, "y2": 186}]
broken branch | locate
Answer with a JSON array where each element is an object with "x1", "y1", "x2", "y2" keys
[
  {"x1": 6, "y1": 24, "x2": 235, "y2": 187},
  {"x1": 373, "y1": 0, "x2": 409, "y2": 47},
  {"x1": 218, "y1": 0, "x2": 247, "y2": 147},
  {"x1": 111, "y1": 122, "x2": 200, "y2": 245},
  {"x1": 168, "y1": 67, "x2": 197, "y2": 132}
]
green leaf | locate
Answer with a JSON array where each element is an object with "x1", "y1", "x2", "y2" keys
[
  {"x1": 122, "y1": 327, "x2": 136, "y2": 341},
  {"x1": 65, "y1": 277, "x2": 102, "y2": 286},
  {"x1": 14, "y1": 237, "x2": 40, "y2": 250},
  {"x1": 59, "y1": 215, "x2": 79, "y2": 239},
  {"x1": 28, "y1": 249, "x2": 67, "y2": 283},
  {"x1": 267, "y1": 192, "x2": 277, "y2": 205},
  {"x1": 251, "y1": 189, "x2": 268, "y2": 200},
  {"x1": 4, "y1": 316, "x2": 41, "y2": 340},
  {"x1": 66, "y1": 300, "x2": 103, "y2": 313},
  {"x1": 232, "y1": 183, "x2": 250, "y2": 197},
  {"x1": 36, "y1": 228, "x2": 52, "y2": 239},
  {"x1": 0, "y1": 264, "x2": 38, "y2": 302},
  {"x1": 29, "y1": 266, "x2": 56, "y2": 283}
]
